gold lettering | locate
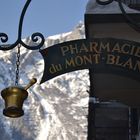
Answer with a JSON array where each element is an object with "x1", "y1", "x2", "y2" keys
[
  {"x1": 115, "y1": 56, "x2": 123, "y2": 66},
  {"x1": 112, "y1": 43, "x2": 121, "y2": 53},
  {"x1": 121, "y1": 44, "x2": 130, "y2": 54},
  {"x1": 79, "y1": 43, "x2": 89, "y2": 53},
  {"x1": 134, "y1": 47, "x2": 140, "y2": 57},
  {"x1": 106, "y1": 54, "x2": 116, "y2": 64},
  {"x1": 89, "y1": 42, "x2": 99, "y2": 53},
  {"x1": 83, "y1": 55, "x2": 92, "y2": 64},
  {"x1": 100, "y1": 42, "x2": 110, "y2": 52},
  {"x1": 61, "y1": 46, "x2": 69, "y2": 56},
  {"x1": 93, "y1": 54, "x2": 100, "y2": 64},
  {"x1": 55, "y1": 64, "x2": 62, "y2": 71},
  {"x1": 130, "y1": 45, "x2": 136, "y2": 55},
  {"x1": 123, "y1": 58, "x2": 133, "y2": 69},
  {"x1": 75, "y1": 56, "x2": 83, "y2": 66},
  {"x1": 69, "y1": 44, "x2": 78, "y2": 55},
  {"x1": 65, "y1": 58, "x2": 75, "y2": 69},
  {"x1": 49, "y1": 64, "x2": 62, "y2": 74},
  {"x1": 134, "y1": 60, "x2": 140, "y2": 72}
]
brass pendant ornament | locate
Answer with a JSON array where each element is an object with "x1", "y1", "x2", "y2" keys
[
  {"x1": 0, "y1": 0, "x2": 45, "y2": 118},
  {"x1": 1, "y1": 78, "x2": 37, "y2": 118},
  {"x1": 1, "y1": 45, "x2": 37, "y2": 118}
]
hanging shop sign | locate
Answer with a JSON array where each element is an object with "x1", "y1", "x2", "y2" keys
[{"x1": 40, "y1": 38, "x2": 140, "y2": 83}]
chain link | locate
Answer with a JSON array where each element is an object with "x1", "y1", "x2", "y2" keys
[{"x1": 15, "y1": 44, "x2": 21, "y2": 85}]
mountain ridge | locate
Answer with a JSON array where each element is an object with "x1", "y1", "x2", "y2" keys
[{"x1": 0, "y1": 22, "x2": 89, "y2": 140}]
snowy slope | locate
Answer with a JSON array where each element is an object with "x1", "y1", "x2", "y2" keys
[{"x1": 0, "y1": 22, "x2": 89, "y2": 140}]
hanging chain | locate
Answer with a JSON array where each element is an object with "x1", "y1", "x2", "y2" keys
[{"x1": 15, "y1": 44, "x2": 21, "y2": 86}]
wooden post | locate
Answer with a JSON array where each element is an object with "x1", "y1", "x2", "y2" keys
[
  {"x1": 87, "y1": 69, "x2": 96, "y2": 140},
  {"x1": 131, "y1": 108, "x2": 138, "y2": 140},
  {"x1": 85, "y1": 2, "x2": 140, "y2": 139}
]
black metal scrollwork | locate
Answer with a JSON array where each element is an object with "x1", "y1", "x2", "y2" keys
[
  {"x1": 118, "y1": 0, "x2": 140, "y2": 33},
  {"x1": 0, "y1": 33, "x2": 8, "y2": 43},
  {"x1": 96, "y1": 0, "x2": 140, "y2": 33},
  {"x1": 0, "y1": 0, "x2": 45, "y2": 51},
  {"x1": 96, "y1": 0, "x2": 113, "y2": 5}
]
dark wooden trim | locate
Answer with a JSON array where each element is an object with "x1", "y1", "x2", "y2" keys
[
  {"x1": 129, "y1": 4, "x2": 140, "y2": 11},
  {"x1": 85, "y1": 14, "x2": 140, "y2": 24},
  {"x1": 84, "y1": 14, "x2": 90, "y2": 39},
  {"x1": 85, "y1": 13, "x2": 96, "y2": 140},
  {"x1": 84, "y1": 12, "x2": 140, "y2": 140}
]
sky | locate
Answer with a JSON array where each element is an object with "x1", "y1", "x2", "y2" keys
[{"x1": 0, "y1": 0, "x2": 88, "y2": 44}]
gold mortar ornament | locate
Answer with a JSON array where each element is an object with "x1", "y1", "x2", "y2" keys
[
  {"x1": 0, "y1": 0, "x2": 44, "y2": 118},
  {"x1": 1, "y1": 78, "x2": 37, "y2": 118}
]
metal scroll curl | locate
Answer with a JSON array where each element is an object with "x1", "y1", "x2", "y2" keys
[
  {"x1": 20, "y1": 32, "x2": 45, "y2": 50},
  {"x1": 96, "y1": 0, "x2": 113, "y2": 5},
  {"x1": 0, "y1": 33, "x2": 8, "y2": 43},
  {"x1": 0, "y1": 0, "x2": 45, "y2": 50},
  {"x1": 118, "y1": 0, "x2": 140, "y2": 32}
]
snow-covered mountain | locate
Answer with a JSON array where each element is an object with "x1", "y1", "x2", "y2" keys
[
  {"x1": 1, "y1": 1, "x2": 139, "y2": 139},
  {"x1": 0, "y1": 22, "x2": 89, "y2": 140}
]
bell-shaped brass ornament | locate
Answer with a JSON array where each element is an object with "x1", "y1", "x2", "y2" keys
[
  {"x1": 1, "y1": 78, "x2": 37, "y2": 118},
  {"x1": 1, "y1": 86, "x2": 28, "y2": 118}
]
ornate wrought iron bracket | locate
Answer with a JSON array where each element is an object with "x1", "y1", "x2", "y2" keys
[
  {"x1": 96, "y1": 0, "x2": 113, "y2": 5},
  {"x1": 96, "y1": 0, "x2": 140, "y2": 32},
  {"x1": 0, "y1": 0, "x2": 45, "y2": 51}
]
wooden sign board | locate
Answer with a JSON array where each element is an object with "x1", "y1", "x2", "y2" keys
[
  {"x1": 40, "y1": 38, "x2": 140, "y2": 83},
  {"x1": 84, "y1": 13, "x2": 140, "y2": 107},
  {"x1": 40, "y1": 38, "x2": 140, "y2": 106}
]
